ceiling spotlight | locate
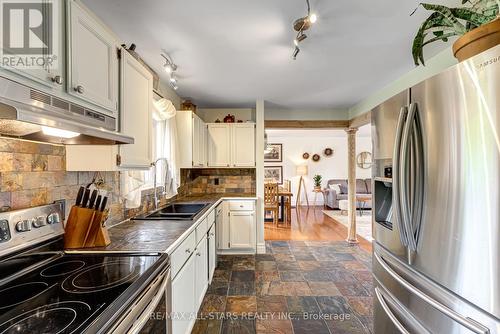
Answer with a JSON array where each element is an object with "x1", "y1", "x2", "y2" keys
[
  {"x1": 170, "y1": 76, "x2": 177, "y2": 84},
  {"x1": 291, "y1": 0, "x2": 317, "y2": 60},
  {"x1": 171, "y1": 83, "x2": 178, "y2": 90},
  {"x1": 164, "y1": 63, "x2": 173, "y2": 73},
  {"x1": 294, "y1": 33, "x2": 307, "y2": 46}
]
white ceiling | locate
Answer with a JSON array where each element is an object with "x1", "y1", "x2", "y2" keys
[{"x1": 83, "y1": 0, "x2": 460, "y2": 109}]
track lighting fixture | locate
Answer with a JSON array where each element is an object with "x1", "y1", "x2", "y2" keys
[
  {"x1": 292, "y1": 0, "x2": 317, "y2": 59},
  {"x1": 161, "y1": 52, "x2": 179, "y2": 90}
]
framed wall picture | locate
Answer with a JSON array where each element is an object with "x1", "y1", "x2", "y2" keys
[
  {"x1": 264, "y1": 143, "x2": 282, "y2": 162},
  {"x1": 264, "y1": 166, "x2": 283, "y2": 184}
]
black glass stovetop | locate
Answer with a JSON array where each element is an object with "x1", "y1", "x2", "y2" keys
[{"x1": 0, "y1": 252, "x2": 165, "y2": 334}]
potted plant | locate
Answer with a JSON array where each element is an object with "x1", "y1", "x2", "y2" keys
[
  {"x1": 313, "y1": 174, "x2": 322, "y2": 191},
  {"x1": 412, "y1": 0, "x2": 499, "y2": 65}
]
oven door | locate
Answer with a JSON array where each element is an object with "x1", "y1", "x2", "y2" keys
[{"x1": 110, "y1": 267, "x2": 172, "y2": 334}]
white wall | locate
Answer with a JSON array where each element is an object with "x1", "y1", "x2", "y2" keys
[
  {"x1": 349, "y1": 48, "x2": 457, "y2": 118},
  {"x1": 266, "y1": 128, "x2": 372, "y2": 206},
  {"x1": 197, "y1": 108, "x2": 255, "y2": 123},
  {"x1": 265, "y1": 108, "x2": 349, "y2": 121}
]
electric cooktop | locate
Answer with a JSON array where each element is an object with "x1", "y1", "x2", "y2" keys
[{"x1": 0, "y1": 252, "x2": 165, "y2": 334}]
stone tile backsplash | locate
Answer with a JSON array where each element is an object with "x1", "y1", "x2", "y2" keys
[{"x1": 180, "y1": 168, "x2": 255, "y2": 195}]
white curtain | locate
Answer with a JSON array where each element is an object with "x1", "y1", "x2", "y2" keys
[{"x1": 152, "y1": 98, "x2": 179, "y2": 198}]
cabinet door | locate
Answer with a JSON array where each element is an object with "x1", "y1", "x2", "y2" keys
[
  {"x1": 229, "y1": 212, "x2": 256, "y2": 249},
  {"x1": 68, "y1": 0, "x2": 118, "y2": 113},
  {"x1": 0, "y1": 0, "x2": 64, "y2": 89},
  {"x1": 118, "y1": 48, "x2": 152, "y2": 168},
  {"x1": 217, "y1": 204, "x2": 230, "y2": 250},
  {"x1": 232, "y1": 123, "x2": 256, "y2": 167},
  {"x1": 172, "y1": 254, "x2": 196, "y2": 334},
  {"x1": 194, "y1": 237, "x2": 208, "y2": 309},
  {"x1": 200, "y1": 122, "x2": 207, "y2": 167},
  {"x1": 192, "y1": 116, "x2": 206, "y2": 167},
  {"x1": 175, "y1": 111, "x2": 194, "y2": 168},
  {"x1": 207, "y1": 124, "x2": 231, "y2": 167},
  {"x1": 208, "y1": 224, "x2": 216, "y2": 283}
]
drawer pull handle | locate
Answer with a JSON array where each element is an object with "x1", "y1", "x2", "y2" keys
[
  {"x1": 210, "y1": 233, "x2": 215, "y2": 236},
  {"x1": 185, "y1": 248, "x2": 191, "y2": 254},
  {"x1": 74, "y1": 85, "x2": 84, "y2": 94},
  {"x1": 196, "y1": 252, "x2": 201, "y2": 256}
]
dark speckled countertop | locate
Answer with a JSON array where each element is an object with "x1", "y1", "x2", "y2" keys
[{"x1": 70, "y1": 193, "x2": 256, "y2": 254}]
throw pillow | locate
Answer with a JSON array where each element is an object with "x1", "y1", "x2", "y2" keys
[{"x1": 328, "y1": 184, "x2": 342, "y2": 193}]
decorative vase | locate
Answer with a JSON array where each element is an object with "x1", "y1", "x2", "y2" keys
[{"x1": 452, "y1": 18, "x2": 500, "y2": 62}]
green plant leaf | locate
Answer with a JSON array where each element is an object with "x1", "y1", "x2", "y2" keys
[
  {"x1": 422, "y1": 32, "x2": 459, "y2": 46},
  {"x1": 450, "y1": 8, "x2": 493, "y2": 27},
  {"x1": 420, "y1": 3, "x2": 467, "y2": 33},
  {"x1": 412, "y1": 12, "x2": 455, "y2": 65}
]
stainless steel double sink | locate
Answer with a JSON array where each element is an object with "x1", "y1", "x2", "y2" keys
[{"x1": 138, "y1": 203, "x2": 209, "y2": 220}]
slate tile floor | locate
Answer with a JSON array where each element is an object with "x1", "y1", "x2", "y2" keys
[{"x1": 192, "y1": 240, "x2": 373, "y2": 334}]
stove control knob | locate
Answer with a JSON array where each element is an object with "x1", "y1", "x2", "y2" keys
[
  {"x1": 47, "y1": 212, "x2": 61, "y2": 225},
  {"x1": 32, "y1": 216, "x2": 47, "y2": 228},
  {"x1": 16, "y1": 220, "x2": 31, "y2": 232}
]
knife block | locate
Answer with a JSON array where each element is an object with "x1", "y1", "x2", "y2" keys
[{"x1": 64, "y1": 206, "x2": 111, "y2": 249}]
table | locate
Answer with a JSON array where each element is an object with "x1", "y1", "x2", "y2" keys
[
  {"x1": 312, "y1": 188, "x2": 326, "y2": 209},
  {"x1": 356, "y1": 196, "x2": 371, "y2": 216},
  {"x1": 264, "y1": 187, "x2": 293, "y2": 223}
]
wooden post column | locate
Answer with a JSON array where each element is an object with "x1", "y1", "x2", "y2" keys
[{"x1": 345, "y1": 127, "x2": 359, "y2": 244}]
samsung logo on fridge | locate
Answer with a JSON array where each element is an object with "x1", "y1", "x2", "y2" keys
[{"x1": 476, "y1": 55, "x2": 499, "y2": 70}]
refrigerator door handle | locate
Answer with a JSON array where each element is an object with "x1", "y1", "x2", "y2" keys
[
  {"x1": 375, "y1": 287, "x2": 412, "y2": 334},
  {"x1": 410, "y1": 103, "x2": 425, "y2": 247},
  {"x1": 393, "y1": 106, "x2": 409, "y2": 247},
  {"x1": 400, "y1": 103, "x2": 417, "y2": 250},
  {"x1": 374, "y1": 252, "x2": 490, "y2": 334}
]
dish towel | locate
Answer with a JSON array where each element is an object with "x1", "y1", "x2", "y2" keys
[{"x1": 120, "y1": 170, "x2": 145, "y2": 209}]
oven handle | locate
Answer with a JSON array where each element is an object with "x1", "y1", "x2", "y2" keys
[
  {"x1": 374, "y1": 252, "x2": 490, "y2": 334},
  {"x1": 127, "y1": 269, "x2": 171, "y2": 334}
]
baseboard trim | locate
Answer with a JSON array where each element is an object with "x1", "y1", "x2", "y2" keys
[{"x1": 257, "y1": 243, "x2": 266, "y2": 254}]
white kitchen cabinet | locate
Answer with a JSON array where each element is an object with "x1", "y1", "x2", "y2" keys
[
  {"x1": 118, "y1": 48, "x2": 153, "y2": 168},
  {"x1": 194, "y1": 237, "x2": 208, "y2": 309},
  {"x1": 0, "y1": 0, "x2": 65, "y2": 90},
  {"x1": 207, "y1": 124, "x2": 231, "y2": 167},
  {"x1": 192, "y1": 116, "x2": 206, "y2": 167},
  {"x1": 231, "y1": 123, "x2": 256, "y2": 167},
  {"x1": 176, "y1": 111, "x2": 206, "y2": 168},
  {"x1": 208, "y1": 224, "x2": 216, "y2": 283},
  {"x1": 67, "y1": 0, "x2": 119, "y2": 113},
  {"x1": 217, "y1": 200, "x2": 256, "y2": 253},
  {"x1": 171, "y1": 251, "x2": 196, "y2": 334},
  {"x1": 229, "y1": 211, "x2": 256, "y2": 249}
]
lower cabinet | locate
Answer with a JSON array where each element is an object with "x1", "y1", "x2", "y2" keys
[
  {"x1": 208, "y1": 224, "x2": 216, "y2": 283},
  {"x1": 217, "y1": 200, "x2": 256, "y2": 253},
  {"x1": 194, "y1": 237, "x2": 208, "y2": 308},
  {"x1": 171, "y1": 252, "x2": 196, "y2": 334}
]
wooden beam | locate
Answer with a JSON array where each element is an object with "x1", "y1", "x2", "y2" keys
[
  {"x1": 349, "y1": 112, "x2": 371, "y2": 128},
  {"x1": 265, "y1": 120, "x2": 349, "y2": 129}
]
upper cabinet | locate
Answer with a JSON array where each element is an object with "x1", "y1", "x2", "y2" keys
[
  {"x1": 118, "y1": 48, "x2": 153, "y2": 168},
  {"x1": 0, "y1": 0, "x2": 65, "y2": 90},
  {"x1": 67, "y1": 0, "x2": 119, "y2": 114},
  {"x1": 207, "y1": 123, "x2": 255, "y2": 168},
  {"x1": 232, "y1": 123, "x2": 256, "y2": 167},
  {"x1": 176, "y1": 111, "x2": 207, "y2": 168},
  {"x1": 207, "y1": 124, "x2": 231, "y2": 167}
]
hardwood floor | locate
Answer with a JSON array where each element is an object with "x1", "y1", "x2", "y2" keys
[{"x1": 264, "y1": 206, "x2": 372, "y2": 253}]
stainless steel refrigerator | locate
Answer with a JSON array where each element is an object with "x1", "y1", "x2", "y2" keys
[{"x1": 372, "y1": 44, "x2": 500, "y2": 334}]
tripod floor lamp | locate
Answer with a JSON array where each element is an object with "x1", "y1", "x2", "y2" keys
[{"x1": 295, "y1": 165, "x2": 309, "y2": 207}]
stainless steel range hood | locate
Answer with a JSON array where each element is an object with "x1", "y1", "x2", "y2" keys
[{"x1": 0, "y1": 76, "x2": 133, "y2": 145}]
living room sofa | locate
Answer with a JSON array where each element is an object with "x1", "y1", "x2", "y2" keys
[{"x1": 323, "y1": 179, "x2": 372, "y2": 210}]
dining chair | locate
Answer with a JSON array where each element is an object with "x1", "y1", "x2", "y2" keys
[
  {"x1": 264, "y1": 182, "x2": 279, "y2": 226},
  {"x1": 283, "y1": 180, "x2": 292, "y2": 224}
]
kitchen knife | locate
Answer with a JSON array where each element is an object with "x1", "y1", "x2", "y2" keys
[
  {"x1": 100, "y1": 196, "x2": 108, "y2": 212},
  {"x1": 94, "y1": 195, "x2": 102, "y2": 211},
  {"x1": 75, "y1": 186, "x2": 85, "y2": 206},
  {"x1": 88, "y1": 190, "x2": 98, "y2": 209},
  {"x1": 81, "y1": 189, "x2": 90, "y2": 208}
]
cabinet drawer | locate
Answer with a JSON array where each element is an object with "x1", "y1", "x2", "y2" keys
[
  {"x1": 171, "y1": 231, "x2": 196, "y2": 278},
  {"x1": 228, "y1": 200, "x2": 255, "y2": 211},
  {"x1": 195, "y1": 218, "x2": 208, "y2": 244}
]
